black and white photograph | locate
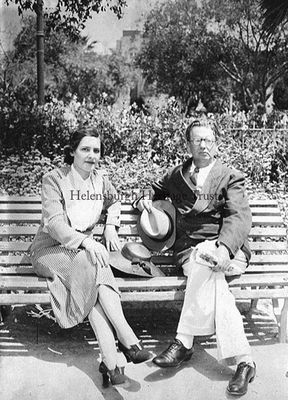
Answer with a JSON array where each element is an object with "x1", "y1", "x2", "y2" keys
[{"x1": 0, "y1": 1, "x2": 288, "y2": 399}]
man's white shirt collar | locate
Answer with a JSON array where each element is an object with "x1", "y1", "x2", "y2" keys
[{"x1": 190, "y1": 160, "x2": 216, "y2": 190}]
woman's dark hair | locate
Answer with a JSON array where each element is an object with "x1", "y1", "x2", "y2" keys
[
  {"x1": 64, "y1": 125, "x2": 104, "y2": 165},
  {"x1": 185, "y1": 119, "x2": 220, "y2": 142}
]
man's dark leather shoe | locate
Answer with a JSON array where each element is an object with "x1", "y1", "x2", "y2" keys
[
  {"x1": 227, "y1": 362, "x2": 256, "y2": 396},
  {"x1": 152, "y1": 339, "x2": 193, "y2": 368}
]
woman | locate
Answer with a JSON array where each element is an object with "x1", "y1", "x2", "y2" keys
[{"x1": 30, "y1": 126, "x2": 151, "y2": 386}]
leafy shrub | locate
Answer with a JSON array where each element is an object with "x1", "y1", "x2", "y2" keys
[
  {"x1": 217, "y1": 128, "x2": 287, "y2": 187},
  {"x1": 0, "y1": 91, "x2": 72, "y2": 156},
  {"x1": 0, "y1": 95, "x2": 116, "y2": 158},
  {"x1": 0, "y1": 149, "x2": 62, "y2": 196},
  {"x1": 0, "y1": 97, "x2": 287, "y2": 197}
]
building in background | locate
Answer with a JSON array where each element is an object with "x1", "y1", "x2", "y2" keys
[
  {"x1": 115, "y1": 29, "x2": 149, "y2": 112},
  {"x1": 116, "y1": 29, "x2": 142, "y2": 63}
]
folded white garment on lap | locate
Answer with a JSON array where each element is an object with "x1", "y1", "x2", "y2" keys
[{"x1": 193, "y1": 240, "x2": 246, "y2": 276}]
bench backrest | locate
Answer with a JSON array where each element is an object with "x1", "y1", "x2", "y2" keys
[{"x1": 0, "y1": 196, "x2": 287, "y2": 275}]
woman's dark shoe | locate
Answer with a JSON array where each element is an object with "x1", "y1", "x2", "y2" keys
[
  {"x1": 227, "y1": 362, "x2": 256, "y2": 396},
  {"x1": 118, "y1": 340, "x2": 152, "y2": 364},
  {"x1": 99, "y1": 361, "x2": 127, "y2": 387}
]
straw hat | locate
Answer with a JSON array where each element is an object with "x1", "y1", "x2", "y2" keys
[
  {"x1": 137, "y1": 200, "x2": 176, "y2": 251},
  {"x1": 109, "y1": 242, "x2": 164, "y2": 277}
]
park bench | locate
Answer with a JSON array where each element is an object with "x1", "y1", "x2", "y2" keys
[{"x1": 0, "y1": 196, "x2": 287, "y2": 342}]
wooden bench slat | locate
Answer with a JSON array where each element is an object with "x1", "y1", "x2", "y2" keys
[
  {"x1": 0, "y1": 197, "x2": 42, "y2": 203},
  {"x1": 122, "y1": 287, "x2": 288, "y2": 301},
  {"x1": 1, "y1": 287, "x2": 288, "y2": 305},
  {"x1": 0, "y1": 226, "x2": 286, "y2": 238},
  {"x1": 151, "y1": 254, "x2": 288, "y2": 265},
  {"x1": 0, "y1": 293, "x2": 50, "y2": 305},
  {"x1": 0, "y1": 240, "x2": 286, "y2": 253},
  {"x1": 0, "y1": 266, "x2": 36, "y2": 274},
  {"x1": 250, "y1": 208, "x2": 281, "y2": 216},
  {"x1": 0, "y1": 204, "x2": 42, "y2": 213},
  {"x1": 2, "y1": 274, "x2": 288, "y2": 292},
  {"x1": 0, "y1": 215, "x2": 284, "y2": 226},
  {"x1": 249, "y1": 242, "x2": 287, "y2": 251},
  {"x1": 1, "y1": 276, "x2": 187, "y2": 291},
  {"x1": 0, "y1": 196, "x2": 279, "y2": 205},
  {"x1": 250, "y1": 254, "x2": 288, "y2": 264},
  {"x1": 0, "y1": 203, "x2": 282, "y2": 218},
  {"x1": 0, "y1": 204, "x2": 137, "y2": 214},
  {"x1": 0, "y1": 215, "x2": 107, "y2": 223},
  {"x1": 1, "y1": 253, "x2": 288, "y2": 266},
  {"x1": 0, "y1": 226, "x2": 39, "y2": 236},
  {"x1": 0, "y1": 214, "x2": 103, "y2": 224},
  {"x1": 0, "y1": 214, "x2": 42, "y2": 222},
  {"x1": 230, "y1": 288, "x2": 288, "y2": 299},
  {"x1": 0, "y1": 243, "x2": 32, "y2": 252},
  {"x1": 245, "y1": 265, "x2": 288, "y2": 273},
  {"x1": 0, "y1": 204, "x2": 138, "y2": 214},
  {"x1": 249, "y1": 227, "x2": 287, "y2": 237},
  {"x1": 246, "y1": 199, "x2": 279, "y2": 207},
  {"x1": 125, "y1": 215, "x2": 285, "y2": 225},
  {"x1": 116, "y1": 274, "x2": 288, "y2": 288},
  {"x1": 1, "y1": 276, "x2": 48, "y2": 290},
  {"x1": 229, "y1": 273, "x2": 288, "y2": 286},
  {"x1": 2, "y1": 262, "x2": 288, "y2": 275},
  {"x1": 119, "y1": 287, "x2": 288, "y2": 301},
  {"x1": 0, "y1": 292, "x2": 186, "y2": 304},
  {"x1": 0, "y1": 255, "x2": 31, "y2": 265},
  {"x1": 0, "y1": 197, "x2": 142, "y2": 205}
]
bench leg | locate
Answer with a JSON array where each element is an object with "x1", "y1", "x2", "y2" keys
[
  {"x1": 279, "y1": 299, "x2": 288, "y2": 343},
  {"x1": 0, "y1": 305, "x2": 12, "y2": 323},
  {"x1": 250, "y1": 299, "x2": 258, "y2": 310}
]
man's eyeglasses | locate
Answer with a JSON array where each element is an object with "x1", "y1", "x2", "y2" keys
[{"x1": 190, "y1": 138, "x2": 215, "y2": 146}]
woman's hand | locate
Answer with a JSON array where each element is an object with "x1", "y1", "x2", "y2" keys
[
  {"x1": 82, "y1": 237, "x2": 109, "y2": 267},
  {"x1": 103, "y1": 225, "x2": 121, "y2": 251}
]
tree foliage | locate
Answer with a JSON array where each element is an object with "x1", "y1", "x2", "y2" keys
[
  {"x1": 59, "y1": 52, "x2": 132, "y2": 104},
  {"x1": 205, "y1": 0, "x2": 288, "y2": 111},
  {"x1": 137, "y1": 0, "x2": 228, "y2": 113},
  {"x1": 4, "y1": 0, "x2": 127, "y2": 39},
  {"x1": 2, "y1": 15, "x2": 132, "y2": 106},
  {"x1": 137, "y1": 0, "x2": 288, "y2": 113},
  {"x1": 260, "y1": 0, "x2": 288, "y2": 34}
]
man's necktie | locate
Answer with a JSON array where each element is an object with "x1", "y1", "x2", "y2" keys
[{"x1": 190, "y1": 167, "x2": 199, "y2": 186}]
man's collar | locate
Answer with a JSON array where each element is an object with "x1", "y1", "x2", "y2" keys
[
  {"x1": 183, "y1": 157, "x2": 216, "y2": 171},
  {"x1": 191, "y1": 160, "x2": 216, "y2": 171}
]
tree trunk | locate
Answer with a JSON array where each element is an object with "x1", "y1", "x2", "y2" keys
[
  {"x1": 36, "y1": 0, "x2": 45, "y2": 105},
  {"x1": 265, "y1": 83, "x2": 275, "y2": 114}
]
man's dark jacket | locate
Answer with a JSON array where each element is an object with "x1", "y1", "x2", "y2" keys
[{"x1": 146, "y1": 158, "x2": 252, "y2": 266}]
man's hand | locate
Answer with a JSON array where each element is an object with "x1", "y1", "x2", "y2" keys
[
  {"x1": 103, "y1": 225, "x2": 121, "y2": 251},
  {"x1": 82, "y1": 238, "x2": 109, "y2": 267},
  {"x1": 212, "y1": 244, "x2": 231, "y2": 272},
  {"x1": 137, "y1": 198, "x2": 153, "y2": 213}
]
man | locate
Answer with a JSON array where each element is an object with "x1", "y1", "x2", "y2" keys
[{"x1": 136, "y1": 119, "x2": 256, "y2": 396}]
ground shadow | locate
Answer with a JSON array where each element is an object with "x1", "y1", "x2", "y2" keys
[
  {"x1": 144, "y1": 343, "x2": 234, "y2": 383},
  {"x1": 0, "y1": 306, "x2": 146, "y2": 399},
  {"x1": 0, "y1": 302, "x2": 280, "y2": 392}
]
